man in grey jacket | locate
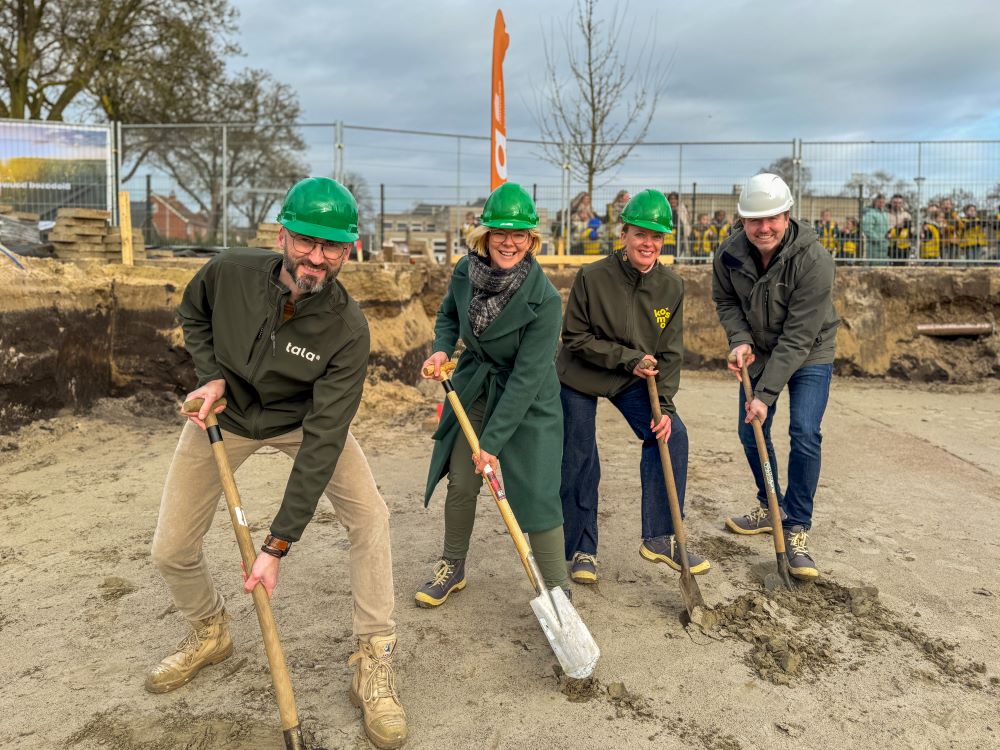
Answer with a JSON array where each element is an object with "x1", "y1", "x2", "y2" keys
[{"x1": 712, "y1": 173, "x2": 840, "y2": 580}]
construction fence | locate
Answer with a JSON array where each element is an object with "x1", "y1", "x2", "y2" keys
[{"x1": 2, "y1": 118, "x2": 999, "y2": 264}]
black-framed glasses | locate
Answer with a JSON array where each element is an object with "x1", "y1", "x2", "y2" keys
[
  {"x1": 489, "y1": 229, "x2": 531, "y2": 245},
  {"x1": 287, "y1": 230, "x2": 352, "y2": 260}
]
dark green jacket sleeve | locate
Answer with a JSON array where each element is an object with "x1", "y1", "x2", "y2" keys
[
  {"x1": 562, "y1": 271, "x2": 644, "y2": 372},
  {"x1": 270, "y1": 323, "x2": 370, "y2": 542},
  {"x1": 432, "y1": 271, "x2": 461, "y2": 356},
  {"x1": 711, "y1": 254, "x2": 754, "y2": 352},
  {"x1": 655, "y1": 290, "x2": 683, "y2": 414},
  {"x1": 755, "y1": 253, "x2": 835, "y2": 406},
  {"x1": 479, "y1": 292, "x2": 562, "y2": 457},
  {"x1": 177, "y1": 258, "x2": 226, "y2": 387}
]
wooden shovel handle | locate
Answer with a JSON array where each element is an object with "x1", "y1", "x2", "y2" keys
[
  {"x1": 735, "y1": 362, "x2": 788, "y2": 554},
  {"x1": 181, "y1": 397, "x2": 303, "y2": 746}
]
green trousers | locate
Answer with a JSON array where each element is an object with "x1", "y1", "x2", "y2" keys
[{"x1": 442, "y1": 397, "x2": 569, "y2": 589}]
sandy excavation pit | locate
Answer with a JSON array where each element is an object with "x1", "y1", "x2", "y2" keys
[{"x1": 1, "y1": 258, "x2": 999, "y2": 749}]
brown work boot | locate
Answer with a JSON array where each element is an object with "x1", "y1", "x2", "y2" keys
[
  {"x1": 144, "y1": 609, "x2": 233, "y2": 693},
  {"x1": 349, "y1": 633, "x2": 408, "y2": 749}
]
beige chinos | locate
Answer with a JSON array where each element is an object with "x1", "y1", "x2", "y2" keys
[{"x1": 151, "y1": 420, "x2": 395, "y2": 639}]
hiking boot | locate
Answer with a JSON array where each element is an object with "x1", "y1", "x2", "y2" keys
[
  {"x1": 725, "y1": 503, "x2": 786, "y2": 535},
  {"x1": 144, "y1": 609, "x2": 233, "y2": 693},
  {"x1": 784, "y1": 525, "x2": 819, "y2": 580},
  {"x1": 640, "y1": 535, "x2": 711, "y2": 575},
  {"x1": 570, "y1": 552, "x2": 598, "y2": 584},
  {"x1": 349, "y1": 633, "x2": 408, "y2": 749},
  {"x1": 414, "y1": 557, "x2": 466, "y2": 607}
]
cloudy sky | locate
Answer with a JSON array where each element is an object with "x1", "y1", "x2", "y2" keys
[{"x1": 223, "y1": 0, "x2": 999, "y2": 204}]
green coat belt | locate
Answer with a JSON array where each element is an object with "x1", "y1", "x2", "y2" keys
[{"x1": 423, "y1": 256, "x2": 564, "y2": 534}]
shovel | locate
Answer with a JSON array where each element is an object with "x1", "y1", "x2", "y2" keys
[
  {"x1": 183, "y1": 397, "x2": 306, "y2": 750},
  {"x1": 425, "y1": 362, "x2": 600, "y2": 679},
  {"x1": 731, "y1": 359, "x2": 795, "y2": 590},
  {"x1": 642, "y1": 367, "x2": 710, "y2": 627}
]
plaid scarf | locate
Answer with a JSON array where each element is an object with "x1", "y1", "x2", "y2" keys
[{"x1": 467, "y1": 252, "x2": 532, "y2": 337}]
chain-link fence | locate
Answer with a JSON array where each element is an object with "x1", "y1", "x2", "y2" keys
[{"x1": 112, "y1": 121, "x2": 1000, "y2": 264}]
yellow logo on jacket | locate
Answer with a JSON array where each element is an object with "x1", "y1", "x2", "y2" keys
[{"x1": 653, "y1": 307, "x2": 671, "y2": 328}]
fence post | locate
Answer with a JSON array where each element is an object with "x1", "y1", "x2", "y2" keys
[
  {"x1": 379, "y1": 183, "x2": 385, "y2": 255},
  {"x1": 857, "y1": 184, "x2": 865, "y2": 262},
  {"x1": 914, "y1": 175, "x2": 925, "y2": 262},
  {"x1": 113, "y1": 121, "x2": 122, "y2": 224},
  {"x1": 222, "y1": 124, "x2": 228, "y2": 248},
  {"x1": 145, "y1": 174, "x2": 152, "y2": 239}
]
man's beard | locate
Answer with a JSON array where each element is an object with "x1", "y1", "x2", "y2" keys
[{"x1": 282, "y1": 251, "x2": 341, "y2": 293}]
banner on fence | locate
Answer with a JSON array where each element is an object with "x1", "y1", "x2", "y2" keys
[{"x1": 0, "y1": 120, "x2": 112, "y2": 219}]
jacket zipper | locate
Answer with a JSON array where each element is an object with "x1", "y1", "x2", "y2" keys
[
  {"x1": 247, "y1": 321, "x2": 267, "y2": 365},
  {"x1": 764, "y1": 288, "x2": 770, "y2": 329}
]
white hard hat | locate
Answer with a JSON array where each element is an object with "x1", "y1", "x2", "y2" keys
[{"x1": 737, "y1": 173, "x2": 794, "y2": 218}]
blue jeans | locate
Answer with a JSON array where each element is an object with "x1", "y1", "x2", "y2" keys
[
  {"x1": 560, "y1": 380, "x2": 689, "y2": 559},
  {"x1": 738, "y1": 363, "x2": 832, "y2": 530}
]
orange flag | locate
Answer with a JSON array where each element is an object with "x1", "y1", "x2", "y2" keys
[{"x1": 490, "y1": 10, "x2": 509, "y2": 191}]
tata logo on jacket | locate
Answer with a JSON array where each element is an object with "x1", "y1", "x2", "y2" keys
[
  {"x1": 653, "y1": 308, "x2": 672, "y2": 329},
  {"x1": 286, "y1": 341, "x2": 321, "y2": 362}
]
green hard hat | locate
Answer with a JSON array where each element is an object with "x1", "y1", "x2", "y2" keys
[
  {"x1": 480, "y1": 182, "x2": 538, "y2": 229},
  {"x1": 277, "y1": 177, "x2": 359, "y2": 242},
  {"x1": 620, "y1": 189, "x2": 674, "y2": 233}
]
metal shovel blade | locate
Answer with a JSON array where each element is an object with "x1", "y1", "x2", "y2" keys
[
  {"x1": 529, "y1": 587, "x2": 601, "y2": 679},
  {"x1": 679, "y1": 574, "x2": 714, "y2": 628}
]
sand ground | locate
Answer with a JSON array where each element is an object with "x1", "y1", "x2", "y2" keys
[{"x1": 2, "y1": 372, "x2": 998, "y2": 750}]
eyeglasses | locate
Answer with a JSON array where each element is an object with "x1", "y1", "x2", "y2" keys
[
  {"x1": 489, "y1": 230, "x2": 531, "y2": 245},
  {"x1": 287, "y1": 230, "x2": 352, "y2": 260}
]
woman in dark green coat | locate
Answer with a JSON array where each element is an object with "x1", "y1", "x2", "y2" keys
[{"x1": 417, "y1": 183, "x2": 567, "y2": 606}]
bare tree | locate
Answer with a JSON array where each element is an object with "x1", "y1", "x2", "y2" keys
[
  {"x1": 340, "y1": 170, "x2": 375, "y2": 228},
  {"x1": 760, "y1": 156, "x2": 812, "y2": 195},
  {"x1": 123, "y1": 70, "x2": 307, "y2": 243},
  {"x1": 0, "y1": 0, "x2": 237, "y2": 121},
  {"x1": 841, "y1": 171, "x2": 896, "y2": 198},
  {"x1": 532, "y1": 0, "x2": 669, "y2": 195}
]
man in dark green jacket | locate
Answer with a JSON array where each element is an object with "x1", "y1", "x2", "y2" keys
[
  {"x1": 559, "y1": 189, "x2": 711, "y2": 585},
  {"x1": 713, "y1": 173, "x2": 840, "y2": 581},
  {"x1": 146, "y1": 178, "x2": 407, "y2": 750}
]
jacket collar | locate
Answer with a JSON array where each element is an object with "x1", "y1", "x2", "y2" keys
[
  {"x1": 476, "y1": 258, "x2": 545, "y2": 342},
  {"x1": 721, "y1": 219, "x2": 816, "y2": 276}
]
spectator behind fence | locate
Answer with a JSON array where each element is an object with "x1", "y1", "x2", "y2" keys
[
  {"x1": 606, "y1": 190, "x2": 631, "y2": 252},
  {"x1": 840, "y1": 217, "x2": 860, "y2": 260},
  {"x1": 887, "y1": 194, "x2": 911, "y2": 230},
  {"x1": 712, "y1": 210, "x2": 731, "y2": 249},
  {"x1": 960, "y1": 203, "x2": 986, "y2": 262},
  {"x1": 887, "y1": 218, "x2": 912, "y2": 263},
  {"x1": 815, "y1": 210, "x2": 839, "y2": 254},
  {"x1": 939, "y1": 198, "x2": 961, "y2": 261},
  {"x1": 861, "y1": 194, "x2": 889, "y2": 264},
  {"x1": 921, "y1": 206, "x2": 942, "y2": 262},
  {"x1": 570, "y1": 191, "x2": 604, "y2": 255},
  {"x1": 665, "y1": 192, "x2": 690, "y2": 256},
  {"x1": 461, "y1": 211, "x2": 478, "y2": 252},
  {"x1": 690, "y1": 213, "x2": 715, "y2": 262}
]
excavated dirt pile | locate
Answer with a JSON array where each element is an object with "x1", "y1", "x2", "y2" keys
[
  {"x1": 698, "y1": 576, "x2": 995, "y2": 690},
  {"x1": 1, "y1": 258, "x2": 997, "y2": 433}
]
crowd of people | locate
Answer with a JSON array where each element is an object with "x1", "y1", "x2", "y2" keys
[{"x1": 549, "y1": 189, "x2": 1000, "y2": 264}]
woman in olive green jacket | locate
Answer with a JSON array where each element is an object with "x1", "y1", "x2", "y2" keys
[{"x1": 417, "y1": 183, "x2": 567, "y2": 606}]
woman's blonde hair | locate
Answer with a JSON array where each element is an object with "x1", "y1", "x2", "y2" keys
[{"x1": 467, "y1": 224, "x2": 543, "y2": 257}]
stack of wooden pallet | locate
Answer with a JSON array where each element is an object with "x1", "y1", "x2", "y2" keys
[
  {"x1": 0, "y1": 205, "x2": 40, "y2": 222},
  {"x1": 104, "y1": 227, "x2": 147, "y2": 261},
  {"x1": 49, "y1": 208, "x2": 146, "y2": 262},
  {"x1": 250, "y1": 222, "x2": 281, "y2": 250},
  {"x1": 49, "y1": 208, "x2": 111, "y2": 260}
]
